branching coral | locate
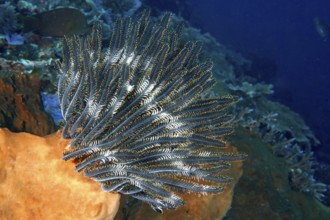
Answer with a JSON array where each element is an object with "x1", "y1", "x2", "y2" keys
[{"x1": 58, "y1": 11, "x2": 245, "y2": 212}]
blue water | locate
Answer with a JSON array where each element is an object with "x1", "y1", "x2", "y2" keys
[{"x1": 188, "y1": 0, "x2": 330, "y2": 159}]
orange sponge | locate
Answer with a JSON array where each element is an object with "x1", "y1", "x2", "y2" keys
[{"x1": 0, "y1": 128, "x2": 120, "y2": 220}]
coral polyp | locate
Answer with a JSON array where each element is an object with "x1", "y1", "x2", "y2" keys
[{"x1": 58, "y1": 11, "x2": 245, "y2": 212}]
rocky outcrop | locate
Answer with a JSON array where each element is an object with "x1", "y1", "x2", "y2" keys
[{"x1": 0, "y1": 74, "x2": 56, "y2": 136}]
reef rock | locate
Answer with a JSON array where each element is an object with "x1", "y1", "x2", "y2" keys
[
  {"x1": 0, "y1": 74, "x2": 56, "y2": 136},
  {"x1": 0, "y1": 128, "x2": 120, "y2": 220}
]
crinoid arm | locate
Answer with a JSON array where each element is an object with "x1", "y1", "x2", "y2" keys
[{"x1": 58, "y1": 11, "x2": 246, "y2": 212}]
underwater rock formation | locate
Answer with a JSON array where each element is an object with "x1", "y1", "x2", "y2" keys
[
  {"x1": 0, "y1": 128, "x2": 120, "y2": 220},
  {"x1": 0, "y1": 74, "x2": 56, "y2": 136},
  {"x1": 58, "y1": 11, "x2": 245, "y2": 212}
]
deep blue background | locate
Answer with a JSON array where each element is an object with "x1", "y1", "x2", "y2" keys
[{"x1": 188, "y1": 0, "x2": 330, "y2": 157}]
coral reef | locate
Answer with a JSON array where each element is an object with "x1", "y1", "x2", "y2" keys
[
  {"x1": 143, "y1": 0, "x2": 192, "y2": 19},
  {"x1": 176, "y1": 13, "x2": 329, "y2": 202},
  {"x1": 0, "y1": 128, "x2": 120, "y2": 220},
  {"x1": 0, "y1": 74, "x2": 56, "y2": 136},
  {"x1": 104, "y1": 0, "x2": 142, "y2": 17},
  {"x1": 0, "y1": 2, "x2": 22, "y2": 45},
  {"x1": 228, "y1": 77, "x2": 328, "y2": 202},
  {"x1": 228, "y1": 81, "x2": 274, "y2": 98},
  {"x1": 226, "y1": 128, "x2": 330, "y2": 219},
  {"x1": 58, "y1": 11, "x2": 245, "y2": 212},
  {"x1": 1, "y1": 0, "x2": 329, "y2": 218}
]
